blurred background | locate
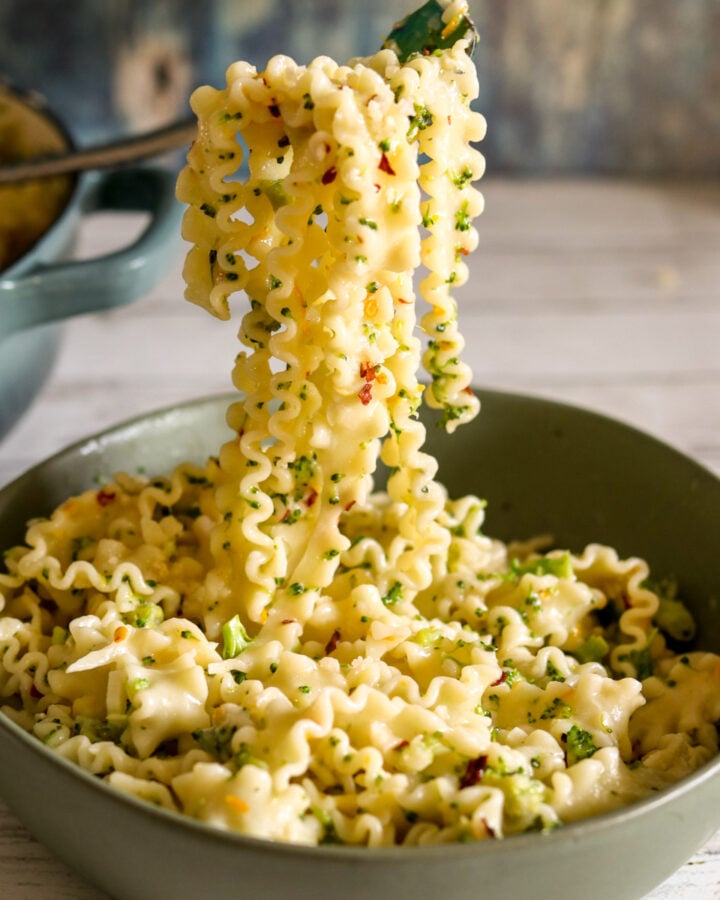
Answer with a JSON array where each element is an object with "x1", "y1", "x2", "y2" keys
[{"x1": 1, "y1": 0, "x2": 718, "y2": 176}]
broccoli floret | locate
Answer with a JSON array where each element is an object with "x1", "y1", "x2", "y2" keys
[
  {"x1": 192, "y1": 725, "x2": 236, "y2": 761},
  {"x1": 563, "y1": 725, "x2": 598, "y2": 766},
  {"x1": 483, "y1": 768, "x2": 546, "y2": 829}
]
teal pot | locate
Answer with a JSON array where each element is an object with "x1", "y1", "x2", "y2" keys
[
  {"x1": 0, "y1": 391, "x2": 718, "y2": 900},
  {"x1": 0, "y1": 82, "x2": 182, "y2": 439}
]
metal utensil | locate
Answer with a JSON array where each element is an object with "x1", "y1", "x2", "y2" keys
[{"x1": 0, "y1": 117, "x2": 196, "y2": 184}]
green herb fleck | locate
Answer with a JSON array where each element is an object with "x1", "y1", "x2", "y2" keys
[
  {"x1": 382, "y1": 581, "x2": 403, "y2": 607},
  {"x1": 407, "y1": 104, "x2": 433, "y2": 140},
  {"x1": 450, "y1": 167, "x2": 473, "y2": 188},
  {"x1": 454, "y1": 203, "x2": 471, "y2": 232}
]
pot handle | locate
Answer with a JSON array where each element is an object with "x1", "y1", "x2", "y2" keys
[{"x1": 0, "y1": 167, "x2": 181, "y2": 338}]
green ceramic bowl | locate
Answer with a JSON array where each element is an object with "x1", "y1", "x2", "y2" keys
[
  {"x1": 0, "y1": 391, "x2": 718, "y2": 900},
  {"x1": 0, "y1": 81, "x2": 182, "y2": 440}
]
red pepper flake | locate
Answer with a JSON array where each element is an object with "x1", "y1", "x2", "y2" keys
[
  {"x1": 393, "y1": 739, "x2": 410, "y2": 751},
  {"x1": 281, "y1": 619, "x2": 296, "y2": 625},
  {"x1": 460, "y1": 754, "x2": 488, "y2": 788},
  {"x1": 30, "y1": 683, "x2": 43, "y2": 699},
  {"x1": 397, "y1": 297, "x2": 412, "y2": 305},
  {"x1": 325, "y1": 628, "x2": 341, "y2": 654},
  {"x1": 344, "y1": 500, "x2": 356, "y2": 512},
  {"x1": 97, "y1": 489, "x2": 116, "y2": 507},
  {"x1": 358, "y1": 382, "x2": 373, "y2": 405},
  {"x1": 373, "y1": 183, "x2": 381, "y2": 192},
  {"x1": 268, "y1": 103, "x2": 281, "y2": 117},
  {"x1": 306, "y1": 489, "x2": 318, "y2": 508},
  {"x1": 463, "y1": 386, "x2": 475, "y2": 396},
  {"x1": 490, "y1": 670, "x2": 507, "y2": 687},
  {"x1": 378, "y1": 152, "x2": 395, "y2": 175},
  {"x1": 359, "y1": 361, "x2": 376, "y2": 381},
  {"x1": 321, "y1": 166, "x2": 337, "y2": 185}
]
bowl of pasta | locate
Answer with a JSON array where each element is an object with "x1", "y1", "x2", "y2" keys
[
  {"x1": 0, "y1": 8, "x2": 718, "y2": 899},
  {"x1": 0, "y1": 81, "x2": 181, "y2": 440},
  {"x1": 0, "y1": 390, "x2": 718, "y2": 900}
]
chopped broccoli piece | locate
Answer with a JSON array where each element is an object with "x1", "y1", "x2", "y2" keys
[
  {"x1": 482, "y1": 768, "x2": 546, "y2": 828},
  {"x1": 258, "y1": 179, "x2": 290, "y2": 210},
  {"x1": 575, "y1": 634, "x2": 610, "y2": 664},
  {"x1": 511, "y1": 553, "x2": 573, "y2": 580},
  {"x1": 221, "y1": 615, "x2": 253, "y2": 659},
  {"x1": 122, "y1": 602, "x2": 164, "y2": 629},
  {"x1": 412, "y1": 627, "x2": 444, "y2": 647},
  {"x1": 192, "y1": 725, "x2": 236, "y2": 761},
  {"x1": 564, "y1": 725, "x2": 598, "y2": 766}
]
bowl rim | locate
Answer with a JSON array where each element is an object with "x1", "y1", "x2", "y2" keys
[{"x1": 0, "y1": 388, "x2": 718, "y2": 860}]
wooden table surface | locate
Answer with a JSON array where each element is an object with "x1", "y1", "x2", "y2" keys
[{"x1": 0, "y1": 178, "x2": 718, "y2": 898}]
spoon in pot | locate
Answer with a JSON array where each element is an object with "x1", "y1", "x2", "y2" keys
[
  {"x1": 0, "y1": 117, "x2": 196, "y2": 185},
  {"x1": 0, "y1": 1, "x2": 477, "y2": 186}
]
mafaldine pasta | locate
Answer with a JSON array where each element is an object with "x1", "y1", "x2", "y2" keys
[{"x1": 1, "y1": 22, "x2": 719, "y2": 846}]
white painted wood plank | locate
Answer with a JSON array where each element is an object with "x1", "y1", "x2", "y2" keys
[
  {"x1": 0, "y1": 804, "x2": 107, "y2": 899},
  {"x1": 477, "y1": 180, "x2": 720, "y2": 252}
]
